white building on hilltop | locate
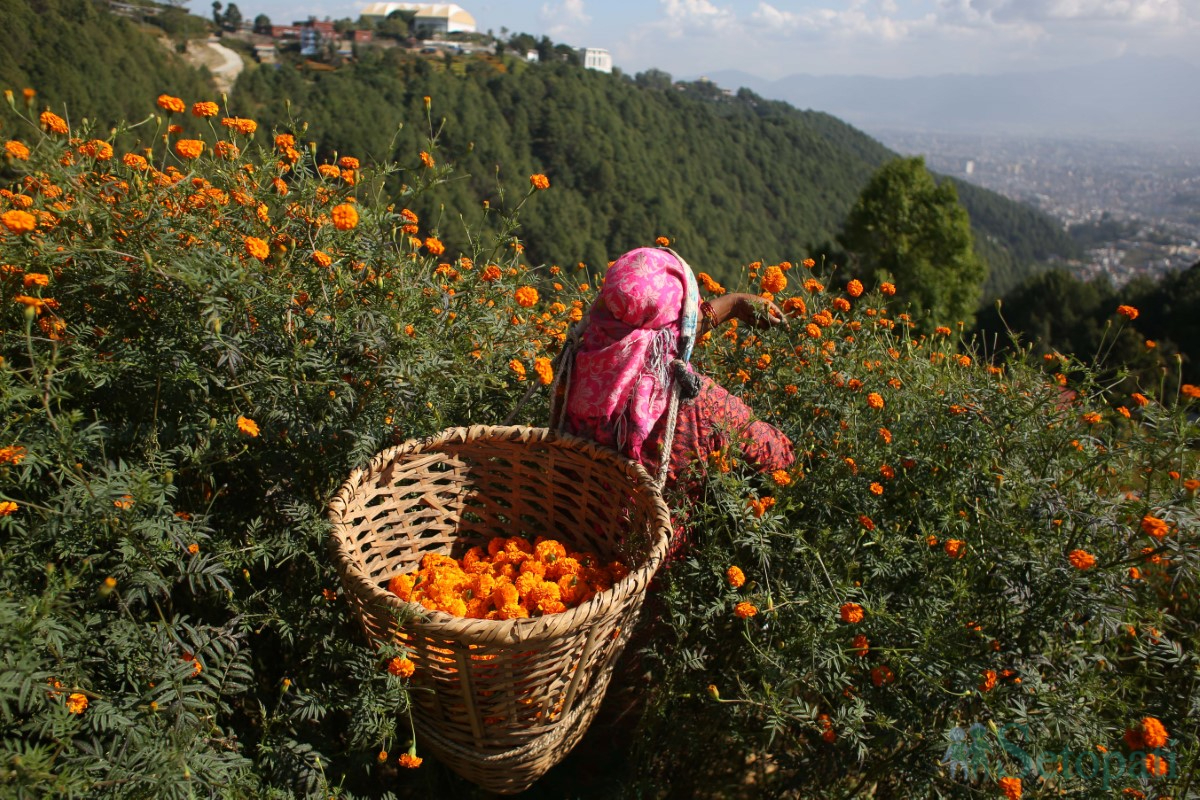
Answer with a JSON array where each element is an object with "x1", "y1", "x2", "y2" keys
[
  {"x1": 359, "y1": 3, "x2": 477, "y2": 35},
  {"x1": 578, "y1": 47, "x2": 612, "y2": 73}
]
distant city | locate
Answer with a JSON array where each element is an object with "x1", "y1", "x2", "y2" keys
[{"x1": 877, "y1": 130, "x2": 1200, "y2": 288}]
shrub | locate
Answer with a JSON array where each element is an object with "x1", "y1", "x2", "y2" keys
[
  {"x1": 1, "y1": 94, "x2": 1196, "y2": 799},
  {"x1": 638, "y1": 268, "x2": 1199, "y2": 797},
  {"x1": 0, "y1": 93, "x2": 570, "y2": 797}
]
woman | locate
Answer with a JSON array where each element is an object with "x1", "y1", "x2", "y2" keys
[{"x1": 558, "y1": 246, "x2": 794, "y2": 505}]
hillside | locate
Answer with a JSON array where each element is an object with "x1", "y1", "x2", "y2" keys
[
  {"x1": 229, "y1": 51, "x2": 1076, "y2": 292},
  {"x1": 0, "y1": 0, "x2": 213, "y2": 128},
  {"x1": 0, "y1": 0, "x2": 1076, "y2": 294}
]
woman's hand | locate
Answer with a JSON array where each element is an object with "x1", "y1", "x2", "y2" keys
[
  {"x1": 732, "y1": 293, "x2": 787, "y2": 330},
  {"x1": 703, "y1": 293, "x2": 787, "y2": 334}
]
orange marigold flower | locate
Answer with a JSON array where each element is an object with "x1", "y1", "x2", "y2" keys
[
  {"x1": 803, "y1": 278, "x2": 825, "y2": 294},
  {"x1": 1116, "y1": 304, "x2": 1139, "y2": 320},
  {"x1": 1081, "y1": 411, "x2": 1102, "y2": 425},
  {"x1": 331, "y1": 203, "x2": 358, "y2": 231},
  {"x1": 805, "y1": 323, "x2": 822, "y2": 339},
  {"x1": 514, "y1": 286, "x2": 539, "y2": 307},
  {"x1": 979, "y1": 669, "x2": 998, "y2": 692},
  {"x1": 221, "y1": 116, "x2": 257, "y2": 136},
  {"x1": 419, "y1": 151, "x2": 435, "y2": 168},
  {"x1": 65, "y1": 693, "x2": 88, "y2": 714},
  {"x1": 734, "y1": 601, "x2": 758, "y2": 619},
  {"x1": 1131, "y1": 392, "x2": 1149, "y2": 407},
  {"x1": 944, "y1": 539, "x2": 966, "y2": 559},
  {"x1": 173, "y1": 139, "x2": 204, "y2": 160},
  {"x1": 122, "y1": 152, "x2": 149, "y2": 170},
  {"x1": 0, "y1": 446, "x2": 27, "y2": 465},
  {"x1": 39, "y1": 111, "x2": 69, "y2": 135},
  {"x1": 761, "y1": 265, "x2": 787, "y2": 294},
  {"x1": 880, "y1": 282, "x2": 896, "y2": 296},
  {"x1": 387, "y1": 657, "x2": 415, "y2": 678},
  {"x1": 839, "y1": 602, "x2": 864, "y2": 624},
  {"x1": 858, "y1": 514, "x2": 875, "y2": 531},
  {"x1": 191, "y1": 101, "x2": 219, "y2": 117},
  {"x1": 4, "y1": 140, "x2": 30, "y2": 161},
  {"x1": 726, "y1": 566, "x2": 745, "y2": 588},
  {"x1": 425, "y1": 236, "x2": 445, "y2": 255},
  {"x1": 156, "y1": 94, "x2": 186, "y2": 113},
  {"x1": 869, "y1": 482, "x2": 883, "y2": 496},
  {"x1": 655, "y1": 236, "x2": 670, "y2": 246},
  {"x1": 244, "y1": 236, "x2": 270, "y2": 262},
  {"x1": 187, "y1": 542, "x2": 200, "y2": 555},
  {"x1": 533, "y1": 357, "x2": 553, "y2": 385},
  {"x1": 852, "y1": 633, "x2": 869, "y2": 657},
  {"x1": 317, "y1": 163, "x2": 340, "y2": 178},
  {"x1": 870, "y1": 665, "x2": 894, "y2": 687},
  {"x1": 312, "y1": 250, "x2": 332, "y2": 268},
  {"x1": 481, "y1": 264, "x2": 502, "y2": 282},
  {"x1": 1144, "y1": 753, "x2": 1168, "y2": 777},
  {"x1": 866, "y1": 392, "x2": 884, "y2": 410},
  {"x1": 698, "y1": 272, "x2": 726, "y2": 295},
  {"x1": 878, "y1": 427, "x2": 892, "y2": 444},
  {"x1": 509, "y1": 359, "x2": 526, "y2": 381},
  {"x1": 1, "y1": 210, "x2": 37, "y2": 234},
  {"x1": 1141, "y1": 716, "x2": 1168, "y2": 748},
  {"x1": 274, "y1": 133, "x2": 295, "y2": 151},
  {"x1": 236, "y1": 416, "x2": 260, "y2": 437},
  {"x1": 530, "y1": 173, "x2": 550, "y2": 190},
  {"x1": 1140, "y1": 514, "x2": 1169, "y2": 539},
  {"x1": 846, "y1": 279, "x2": 863, "y2": 298},
  {"x1": 0, "y1": 501, "x2": 18, "y2": 516},
  {"x1": 1184, "y1": 478, "x2": 1200, "y2": 492},
  {"x1": 998, "y1": 776, "x2": 1022, "y2": 800},
  {"x1": 1068, "y1": 549, "x2": 1096, "y2": 570},
  {"x1": 398, "y1": 753, "x2": 423, "y2": 769},
  {"x1": 338, "y1": 156, "x2": 360, "y2": 170},
  {"x1": 1182, "y1": 383, "x2": 1200, "y2": 399},
  {"x1": 771, "y1": 469, "x2": 791, "y2": 487}
]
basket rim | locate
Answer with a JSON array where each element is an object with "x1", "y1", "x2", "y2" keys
[{"x1": 327, "y1": 424, "x2": 673, "y2": 646}]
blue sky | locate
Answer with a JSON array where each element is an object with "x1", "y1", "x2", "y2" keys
[{"x1": 251, "y1": 0, "x2": 1200, "y2": 80}]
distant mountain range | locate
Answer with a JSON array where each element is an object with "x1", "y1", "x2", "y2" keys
[{"x1": 700, "y1": 55, "x2": 1200, "y2": 142}]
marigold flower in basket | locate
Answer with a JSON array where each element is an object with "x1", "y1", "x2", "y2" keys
[{"x1": 386, "y1": 537, "x2": 628, "y2": 619}]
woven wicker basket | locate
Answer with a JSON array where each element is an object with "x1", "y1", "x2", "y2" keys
[{"x1": 328, "y1": 425, "x2": 671, "y2": 794}]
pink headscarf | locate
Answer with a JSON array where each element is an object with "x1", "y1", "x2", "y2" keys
[{"x1": 563, "y1": 248, "x2": 695, "y2": 465}]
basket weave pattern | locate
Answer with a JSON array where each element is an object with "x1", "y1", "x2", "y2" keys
[{"x1": 328, "y1": 425, "x2": 671, "y2": 793}]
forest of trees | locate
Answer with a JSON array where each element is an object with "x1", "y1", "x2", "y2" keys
[
  {"x1": 0, "y1": 0, "x2": 1077, "y2": 293},
  {"x1": 4, "y1": 0, "x2": 1190, "y2": 379}
]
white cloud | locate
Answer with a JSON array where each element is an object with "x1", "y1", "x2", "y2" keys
[
  {"x1": 541, "y1": 0, "x2": 591, "y2": 37},
  {"x1": 947, "y1": 0, "x2": 1197, "y2": 24},
  {"x1": 660, "y1": 0, "x2": 737, "y2": 32}
]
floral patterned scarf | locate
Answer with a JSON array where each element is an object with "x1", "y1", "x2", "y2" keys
[{"x1": 563, "y1": 247, "x2": 699, "y2": 465}]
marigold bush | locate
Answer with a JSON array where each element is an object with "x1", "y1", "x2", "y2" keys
[
  {"x1": 1, "y1": 94, "x2": 1196, "y2": 800},
  {"x1": 634, "y1": 259, "x2": 1199, "y2": 797}
]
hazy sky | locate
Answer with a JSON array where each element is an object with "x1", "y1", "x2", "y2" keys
[{"x1": 252, "y1": 0, "x2": 1200, "y2": 80}]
